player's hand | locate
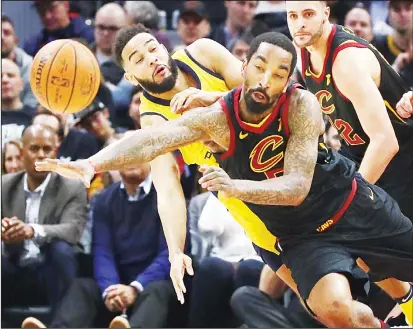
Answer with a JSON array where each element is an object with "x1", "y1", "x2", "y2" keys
[
  {"x1": 35, "y1": 159, "x2": 94, "y2": 188},
  {"x1": 171, "y1": 88, "x2": 221, "y2": 114},
  {"x1": 198, "y1": 165, "x2": 236, "y2": 198},
  {"x1": 169, "y1": 252, "x2": 194, "y2": 304},
  {"x1": 396, "y1": 91, "x2": 413, "y2": 119}
]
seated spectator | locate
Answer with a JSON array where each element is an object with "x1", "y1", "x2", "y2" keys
[
  {"x1": 24, "y1": 0, "x2": 94, "y2": 57},
  {"x1": 323, "y1": 120, "x2": 341, "y2": 151},
  {"x1": 188, "y1": 194, "x2": 264, "y2": 328},
  {"x1": 231, "y1": 267, "x2": 325, "y2": 328},
  {"x1": 1, "y1": 59, "x2": 35, "y2": 147},
  {"x1": 2, "y1": 139, "x2": 24, "y2": 174},
  {"x1": 1, "y1": 125, "x2": 87, "y2": 316},
  {"x1": 209, "y1": 1, "x2": 258, "y2": 50},
  {"x1": 392, "y1": 39, "x2": 413, "y2": 89},
  {"x1": 123, "y1": 1, "x2": 172, "y2": 51},
  {"x1": 176, "y1": 1, "x2": 211, "y2": 47},
  {"x1": 33, "y1": 109, "x2": 101, "y2": 161},
  {"x1": 1, "y1": 15, "x2": 38, "y2": 108},
  {"x1": 73, "y1": 99, "x2": 127, "y2": 149},
  {"x1": 93, "y1": 3, "x2": 127, "y2": 86},
  {"x1": 253, "y1": 1, "x2": 290, "y2": 38},
  {"x1": 129, "y1": 87, "x2": 144, "y2": 130},
  {"x1": 373, "y1": 0, "x2": 412, "y2": 65},
  {"x1": 230, "y1": 32, "x2": 254, "y2": 61},
  {"x1": 22, "y1": 152, "x2": 188, "y2": 328},
  {"x1": 344, "y1": 6, "x2": 374, "y2": 42}
]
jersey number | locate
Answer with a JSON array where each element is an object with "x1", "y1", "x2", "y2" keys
[{"x1": 334, "y1": 119, "x2": 366, "y2": 146}]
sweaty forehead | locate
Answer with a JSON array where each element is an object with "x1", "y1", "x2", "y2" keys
[
  {"x1": 253, "y1": 43, "x2": 293, "y2": 66},
  {"x1": 121, "y1": 33, "x2": 158, "y2": 62}
]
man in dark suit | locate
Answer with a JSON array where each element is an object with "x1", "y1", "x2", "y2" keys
[
  {"x1": 22, "y1": 138, "x2": 190, "y2": 328},
  {"x1": 1, "y1": 124, "x2": 87, "y2": 315}
]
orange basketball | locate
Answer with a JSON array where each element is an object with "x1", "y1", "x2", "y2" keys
[{"x1": 30, "y1": 39, "x2": 101, "y2": 114}]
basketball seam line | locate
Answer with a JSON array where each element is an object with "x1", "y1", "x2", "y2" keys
[
  {"x1": 45, "y1": 41, "x2": 69, "y2": 111},
  {"x1": 63, "y1": 42, "x2": 78, "y2": 114}
]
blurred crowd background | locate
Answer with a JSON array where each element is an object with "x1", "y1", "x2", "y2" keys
[{"x1": 1, "y1": 0, "x2": 412, "y2": 328}]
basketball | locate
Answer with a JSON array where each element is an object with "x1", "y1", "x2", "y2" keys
[{"x1": 29, "y1": 39, "x2": 101, "y2": 114}]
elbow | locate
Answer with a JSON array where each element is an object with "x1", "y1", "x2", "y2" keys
[
  {"x1": 290, "y1": 178, "x2": 311, "y2": 206},
  {"x1": 373, "y1": 133, "x2": 399, "y2": 157},
  {"x1": 388, "y1": 137, "x2": 399, "y2": 157}
]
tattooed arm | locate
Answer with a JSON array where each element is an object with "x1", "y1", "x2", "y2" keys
[
  {"x1": 199, "y1": 89, "x2": 323, "y2": 206},
  {"x1": 87, "y1": 102, "x2": 229, "y2": 173}
]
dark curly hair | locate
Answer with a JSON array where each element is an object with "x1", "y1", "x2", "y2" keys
[{"x1": 113, "y1": 24, "x2": 151, "y2": 68}]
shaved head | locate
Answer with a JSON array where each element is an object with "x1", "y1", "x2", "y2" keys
[
  {"x1": 22, "y1": 124, "x2": 58, "y2": 179},
  {"x1": 95, "y1": 3, "x2": 127, "y2": 55},
  {"x1": 96, "y1": 2, "x2": 126, "y2": 20},
  {"x1": 22, "y1": 124, "x2": 57, "y2": 146}
]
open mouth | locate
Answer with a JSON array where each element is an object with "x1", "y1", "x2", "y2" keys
[
  {"x1": 252, "y1": 91, "x2": 268, "y2": 103},
  {"x1": 154, "y1": 65, "x2": 167, "y2": 77}
]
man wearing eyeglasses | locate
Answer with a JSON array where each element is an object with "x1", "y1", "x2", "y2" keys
[
  {"x1": 176, "y1": 1, "x2": 211, "y2": 47},
  {"x1": 24, "y1": 0, "x2": 94, "y2": 57},
  {"x1": 93, "y1": 2, "x2": 127, "y2": 85}
]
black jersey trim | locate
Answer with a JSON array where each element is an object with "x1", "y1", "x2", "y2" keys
[
  {"x1": 140, "y1": 112, "x2": 169, "y2": 121},
  {"x1": 175, "y1": 59, "x2": 202, "y2": 89},
  {"x1": 219, "y1": 98, "x2": 236, "y2": 160},
  {"x1": 331, "y1": 42, "x2": 368, "y2": 101},
  {"x1": 184, "y1": 49, "x2": 224, "y2": 80},
  {"x1": 142, "y1": 92, "x2": 171, "y2": 106}
]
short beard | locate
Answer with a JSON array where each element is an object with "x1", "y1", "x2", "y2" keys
[
  {"x1": 296, "y1": 21, "x2": 324, "y2": 48},
  {"x1": 244, "y1": 87, "x2": 278, "y2": 115},
  {"x1": 137, "y1": 56, "x2": 179, "y2": 94}
]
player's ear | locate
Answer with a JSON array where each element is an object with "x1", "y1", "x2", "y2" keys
[
  {"x1": 124, "y1": 72, "x2": 139, "y2": 86},
  {"x1": 282, "y1": 78, "x2": 290, "y2": 93},
  {"x1": 323, "y1": 5, "x2": 330, "y2": 23}
]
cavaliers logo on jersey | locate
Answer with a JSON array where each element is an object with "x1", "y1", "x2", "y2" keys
[
  {"x1": 315, "y1": 90, "x2": 336, "y2": 115},
  {"x1": 249, "y1": 135, "x2": 284, "y2": 179}
]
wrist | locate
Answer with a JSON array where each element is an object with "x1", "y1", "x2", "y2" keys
[
  {"x1": 87, "y1": 159, "x2": 97, "y2": 174},
  {"x1": 24, "y1": 225, "x2": 35, "y2": 239}
]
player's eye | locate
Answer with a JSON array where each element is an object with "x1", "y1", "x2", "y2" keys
[
  {"x1": 289, "y1": 13, "x2": 298, "y2": 19},
  {"x1": 274, "y1": 74, "x2": 284, "y2": 79},
  {"x1": 136, "y1": 58, "x2": 143, "y2": 64},
  {"x1": 305, "y1": 12, "x2": 314, "y2": 18},
  {"x1": 150, "y1": 46, "x2": 157, "y2": 52},
  {"x1": 255, "y1": 65, "x2": 263, "y2": 71}
]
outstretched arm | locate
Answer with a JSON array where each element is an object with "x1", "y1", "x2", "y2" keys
[
  {"x1": 89, "y1": 103, "x2": 229, "y2": 173},
  {"x1": 35, "y1": 103, "x2": 230, "y2": 186},
  {"x1": 199, "y1": 90, "x2": 323, "y2": 206}
]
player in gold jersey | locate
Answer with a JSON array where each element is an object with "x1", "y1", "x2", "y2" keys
[{"x1": 109, "y1": 24, "x2": 286, "y2": 301}]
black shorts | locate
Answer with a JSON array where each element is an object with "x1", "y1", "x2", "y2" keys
[
  {"x1": 280, "y1": 174, "x2": 413, "y2": 300},
  {"x1": 253, "y1": 243, "x2": 283, "y2": 272},
  {"x1": 377, "y1": 149, "x2": 413, "y2": 221}
]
